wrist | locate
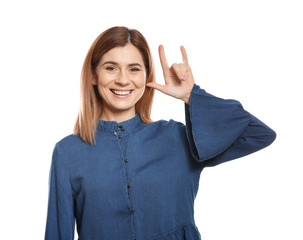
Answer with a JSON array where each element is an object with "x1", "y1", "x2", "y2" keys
[{"x1": 183, "y1": 83, "x2": 195, "y2": 105}]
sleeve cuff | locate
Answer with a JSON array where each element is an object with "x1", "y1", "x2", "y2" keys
[{"x1": 184, "y1": 83, "x2": 251, "y2": 162}]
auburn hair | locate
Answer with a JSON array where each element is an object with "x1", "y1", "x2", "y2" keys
[{"x1": 73, "y1": 26, "x2": 156, "y2": 145}]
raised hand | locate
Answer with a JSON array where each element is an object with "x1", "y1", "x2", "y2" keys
[{"x1": 146, "y1": 45, "x2": 195, "y2": 105}]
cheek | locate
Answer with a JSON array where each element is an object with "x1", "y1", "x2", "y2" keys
[
  {"x1": 97, "y1": 73, "x2": 114, "y2": 86},
  {"x1": 134, "y1": 72, "x2": 147, "y2": 87}
]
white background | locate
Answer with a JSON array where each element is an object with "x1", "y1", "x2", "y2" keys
[{"x1": 0, "y1": 0, "x2": 302, "y2": 239}]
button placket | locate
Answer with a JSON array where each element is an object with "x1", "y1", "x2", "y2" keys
[
  {"x1": 98, "y1": 116, "x2": 141, "y2": 239},
  {"x1": 114, "y1": 124, "x2": 136, "y2": 234},
  {"x1": 115, "y1": 125, "x2": 124, "y2": 139}
]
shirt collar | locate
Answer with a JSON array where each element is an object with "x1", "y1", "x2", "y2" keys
[{"x1": 97, "y1": 113, "x2": 144, "y2": 134}]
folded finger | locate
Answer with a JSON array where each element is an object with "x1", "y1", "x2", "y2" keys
[
  {"x1": 171, "y1": 63, "x2": 185, "y2": 80},
  {"x1": 178, "y1": 63, "x2": 187, "y2": 80}
]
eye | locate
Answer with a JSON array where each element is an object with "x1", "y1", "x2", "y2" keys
[
  {"x1": 106, "y1": 66, "x2": 116, "y2": 71},
  {"x1": 130, "y1": 68, "x2": 140, "y2": 72}
]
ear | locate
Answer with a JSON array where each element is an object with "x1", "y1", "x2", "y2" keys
[
  {"x1": 92, "y1": 78, "x2": 97, "y2": 85},
  {"x1": 92, "y1": 72, "x2": 98, "y2": 85}
]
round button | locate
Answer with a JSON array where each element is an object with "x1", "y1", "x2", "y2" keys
[
  {"x1": 124, "y1": 158, "x2": 128, "y2": 162},
  {"x1": 118, "y1": 134, "x2": 122, "y2": 139}
]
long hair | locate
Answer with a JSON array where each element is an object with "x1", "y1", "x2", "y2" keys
[{"x1": 73, "y1": 26, "x2": 156, "y2": 145}]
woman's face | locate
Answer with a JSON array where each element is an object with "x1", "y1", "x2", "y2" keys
[{"x1": 93, "y1": 43, "x2": 147, "y2": 117}]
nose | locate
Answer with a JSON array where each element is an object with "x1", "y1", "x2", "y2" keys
[{"x1": 115, "y1": 69, "x2": 130, "y2": 85}]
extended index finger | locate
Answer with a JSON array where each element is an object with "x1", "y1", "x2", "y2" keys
[
  {"x1": 159, "y1": 45, "x2": 170, "y2": 73},
  {"x1": 180, "y1": 46, "x2": 189, "y2": 66}
]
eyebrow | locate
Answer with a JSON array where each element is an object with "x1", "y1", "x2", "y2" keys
[{"x1": 101, "y1": 61, "x2": 143, "y2": 67}]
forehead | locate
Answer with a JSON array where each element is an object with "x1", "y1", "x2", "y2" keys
[{"x1": 101, "y1": 43, "x2": 144, "y2": 64}]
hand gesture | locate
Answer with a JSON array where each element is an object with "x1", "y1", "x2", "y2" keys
[{"x1": 146, "y1": 45, "x2": 195, "y2": 105}]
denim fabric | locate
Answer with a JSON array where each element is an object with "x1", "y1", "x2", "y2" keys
[{"x1": 44, "y1": 83, "x2": 276, "y2": 240}]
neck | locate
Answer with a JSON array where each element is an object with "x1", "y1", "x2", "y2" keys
[{"x1": 99, "y1": 108, "x2": 136, "y2": 123}]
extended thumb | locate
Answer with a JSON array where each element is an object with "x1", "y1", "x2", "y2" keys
[{"x1": 146, "y1": 82, "x2": 165, "y2": 93}]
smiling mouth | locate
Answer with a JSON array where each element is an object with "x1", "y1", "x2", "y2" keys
[{"x1": 110, "y1": 89, "x2": 134, "y2": 96}]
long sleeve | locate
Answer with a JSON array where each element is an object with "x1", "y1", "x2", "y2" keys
[
  {"x1": 44, "y1": 143, "x2": 75, "y2": 240},
  {"x1": 184, "y1": 83, "x2": 276, "y2": 167}
]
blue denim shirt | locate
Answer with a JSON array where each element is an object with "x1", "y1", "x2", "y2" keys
[{"x1": 44, "y1": 83, "x2": 276, "y2": 240}]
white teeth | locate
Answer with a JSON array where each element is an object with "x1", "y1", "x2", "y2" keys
[{"x1": 112, "y1": 90, "x2": 132, "y2": 95}]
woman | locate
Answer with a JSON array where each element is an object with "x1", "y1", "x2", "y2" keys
[{"x1": 44, "y1": 26, "x2": 276, "y2": 240}]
